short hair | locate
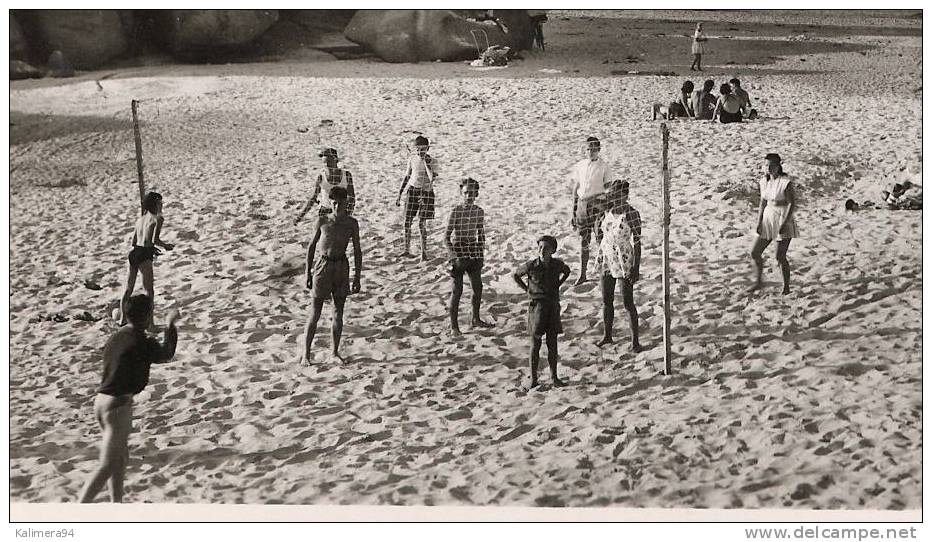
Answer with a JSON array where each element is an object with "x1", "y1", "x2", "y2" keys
[
  {"x1": 702, "y1": 80, "x2": 715, "y2": 92},
  {"x1": 720, "y1": 83, "x2": 732, "y2": 95},
  {"x1": 613, "y1": 179, "x2": 630, "y2": 194},
  {"x1": 125, "y1": 294, "x2": 153, "y2": 328},
  {"x1": 537, "y1": 235, "x2": 558, "y2": 252},
  {"x1": 682, "y1": 80, "x2": 695, "y2": 93},
  {"x1": 729, "y1": 77, "x2": 741, "y2": 86},
  {"x1": 142, "y1": 191, "x2": 162, "y2": 214},
  {"x1": 414, "y1": 135, "x2": 429, "y2": 146},
  {"x1": 460, "y1": 177, "x2": 479, "y2": 190},
  {"x1": 585, "y1": 136, "x2": 600, "y2": 148},
  {"x1": 328, "y1": 186, "x2": 348, "y2": 201}
]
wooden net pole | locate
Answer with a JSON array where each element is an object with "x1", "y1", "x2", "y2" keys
[
  {"x1": 660, "y1": 123, "x2": 673, "y2": 375},
  {"x1": 131, "y1": 99, "x2": 146, "y2": 214}
]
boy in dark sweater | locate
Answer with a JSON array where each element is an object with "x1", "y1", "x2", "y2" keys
[
  {"x1": 79, "y1": 295, "x2": 179, "y2": 503},
  {"x1": 513, "y1": 235, "x2": 572, "y2": 389}
]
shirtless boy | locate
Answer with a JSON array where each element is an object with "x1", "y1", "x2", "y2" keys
[
  {"x1": 444, "y1": 177, "x2": 494, "y2": 336},
  {"x1": 79, "y1": 295, "x2": 179, "y2": 502},
  {"x1": 299, "y1": 186, "x2": 362, "y2": 365}
]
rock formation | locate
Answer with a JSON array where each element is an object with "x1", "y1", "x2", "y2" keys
[{"x1": 161, "y1": 10, "x2": 279, "y2": 56}]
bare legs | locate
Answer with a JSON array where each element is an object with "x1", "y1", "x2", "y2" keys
[
  {"x1": 402, "y1": 217, "x2": 428, "y2": 260},
  {"x1": 79, "y1": 397, "x2": 132, "y2": 503},
  {"x1": 530, "y1": 331, "x2": 563, "y2": 389},
  {"x1": 300, "y1": 296, "x2": 348, "y2": 365},
  {"x1": 690, "y1": 53, "x2": 702, "y2": 71},
  {"x1": 575, "y1": 230, "x2": 591, "y2": 285},
  {"x1": 751, "y1": 237, "x2": 792, "y2": 294},
  {"x1": 596, "y1": 274, "x2": 640, "y2": 351},
  {"x1": 449, "y1": 265, "x2": 492, "y2": 336}
]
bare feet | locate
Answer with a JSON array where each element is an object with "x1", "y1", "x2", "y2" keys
[
  {"x1": 782, "y1": 287, "x2": 791, "y2": 295},
  {"x1": 595, "y1": 337, "x2": 614, "y2": 347},
  {"x1": 401, "y1": 251, "x2": 414, "y2": 258},
  {"x1": 421, "y1": 252, "x2": 429, "y2": 262},
  {"x1": 574, "y1": 275, "x2": 588, "y2": 286},
  {"x1": 528, "y1": 379, "x2": 539, "y2": 390},
  {"x1": 449, "y1": 328, "x2": 463, "y2": 338},
  {"x1": 748, "y1": 282, "x2": 763, "y2": 294},
  {"x1": 330, "y1": 351, "x2": 345, "y2": 363},
  {"x1": 631, "y1": 342, "x2": 643, "y2": 353},
  {"x1": 298, "y1": 354, "x2": 312, "y2": 367},
  {"x1": 552, "y1": 377, "x2": 566, "y2": 388},
  {"x1": 471, "y1": 318, "x2": 494, "y2": 329}
]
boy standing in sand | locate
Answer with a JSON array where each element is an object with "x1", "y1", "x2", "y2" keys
[
  {"x1": 514, "y1": 236, "x2": 572, "y2": 389},
  {"x1": 299, "y1": 186, "x2": 362, "y2": 365},
  {"x1": 596, "y1": 180, "x2": 642, "y2": 352},
  {"x1": 294, "y1": 147, "x2": 356, "y2": 223},
  {"x1": 570, "y1": 136, "x2": 612, "y2": 285},
  {"x1": 396, "y1": 135, "x2": 438, "y2": 261},
  {"x1": 79, "y1": 295, "x2": 179, "y2": 503},
  {"x1": 445, "y1": 177, "x2": 494, "y2": 336}
]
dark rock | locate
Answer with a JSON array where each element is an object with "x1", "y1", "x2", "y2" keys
[
  {"x1": 10, "y1": 15, "x2": 30, "y2": 60},
  {"x1": 10, "y1": 60, "x2": 43, "y2": 80},
  {"x1": 345, "y1": 9, "x2": 534, "y2": 63},
  {"x1": 162, "y1": 10, "x2": 279, "y2": 56},
  {"x1": 30, "y1": 10, "x2": 131, "y2": 69},
  {"x1": 47, "y1": 50, "x2": 74, "y2": 78}
]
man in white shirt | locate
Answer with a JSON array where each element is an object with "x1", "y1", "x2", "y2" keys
[{"x1": 570, "y1": 136, "x2": 612, "y2": 285}]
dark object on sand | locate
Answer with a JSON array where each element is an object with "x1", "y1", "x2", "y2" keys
[{"x1": 844, "y1": 198, "x2": 858, "y2": 211}]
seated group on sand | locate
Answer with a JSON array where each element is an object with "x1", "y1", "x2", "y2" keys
[{"x1": 653, "y1": 77, "x2": 757, "y2": 123}]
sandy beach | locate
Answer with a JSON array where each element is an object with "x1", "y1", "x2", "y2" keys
[{"x1": 9, "y1": 10, "x2": 922, "y2": 510}]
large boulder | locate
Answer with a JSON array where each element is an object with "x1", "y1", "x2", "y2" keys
[
  {"x1": 10, "y1": 60, "x2": 43, "y2": 80},
  {"x1": 10, "y1": 15, "x2": 30, "y2": 61},
  {"x1": 345, "y1": 9, "x2": 533, "y2": 63},
  {"x1": 161, "y1": 10, "x2": 279, "y2": 55},
  {"x1": 27, "y1": 10, "x2": 131, "y2": 69}
]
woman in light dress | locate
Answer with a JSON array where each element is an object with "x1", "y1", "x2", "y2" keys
[
  {"x1": 751, "y1": 153, "x2": 798, "y2": 294},
  {"x1": 690, "y1": 22, "x2": 707, "y2": 71}
]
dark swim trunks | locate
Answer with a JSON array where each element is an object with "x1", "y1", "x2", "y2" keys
[
  {"x1": 127, "y1": 246, "x2": 156, "y2": 268},
  {"x1": 720, "y1": 110, "x2": 742, "y2": 124},
  {"x1": 528, "y1": 299, "x2": 563, "y2": 337},
  {"x1": 311, "y1": 255, "x2": 350, "y2": 300},
  {"x1": 404, "y1": 188, "x2": 436, "y2": 220}
]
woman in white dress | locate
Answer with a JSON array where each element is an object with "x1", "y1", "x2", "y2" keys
[
  {"x1": 690, "y1": 22, "x2": 707, "y2": 71},
  {"x1": 751, "y1": 153, "x2": 798, "y2": 294}
]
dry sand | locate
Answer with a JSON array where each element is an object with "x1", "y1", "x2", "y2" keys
[{"x1": 8, "y1": 11, "x2": 921, "y2": 509}]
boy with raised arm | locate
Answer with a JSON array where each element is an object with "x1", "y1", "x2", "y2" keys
[
  {"x1": 299, "y1": 186, "x2": 362, "y2": 365},
  {"x1": 445, "y1": 177, "x2": 494, "y2": 336},
  {"x1": 395, "y1": 135, "x2": 438, "y2": 261},
  {"x1": 514, "y1": 236, "x2": 572, "y2": 389},
  {"x1": 79, "y1": 296, "x2": 180, "y2": 503},
  {"x1": 294, "y1": 147, "x2": 356, "y2": 223}
]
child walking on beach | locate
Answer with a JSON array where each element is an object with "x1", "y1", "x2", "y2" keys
[
  {"x1": 299, "y1": 186, "x2": 362, "y2": 365},
  {"x1": 119, "y1": 192, "x2": 173, "y2": 327},
  {"x1": 396, "y1": 135, "x2": 438, "y2": 261},
  {"x1": 79, "y1": 295, "x2": 179, "y2": 503},
  {"x1": 444, "y1": 177, "x2": 494, "y2": 336},
  {"x1": 513, "y1": 236, "x2": 572, "y2": 389}
]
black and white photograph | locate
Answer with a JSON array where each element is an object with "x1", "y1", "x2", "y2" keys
[{"x1": 7, "y1": 6, "x2": 923, "y2": 526}]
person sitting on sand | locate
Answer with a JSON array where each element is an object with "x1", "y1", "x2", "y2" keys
[
  {"x1": 712, "y1": 83, "x2": 743, "y2": 124},
  {"x1": 445, "y1": 177, "x2": 494, "y2": 336},
  {"x1": 751, "y1": 153, "x2": 798, "y2": 295},
  {"x1": 299, "y1": 186, "x2": 362, "y2": 365},
  {"x1": 513, "y1": 235, "x2": 572, "y2": 390},
  {"x1": 119, "y1": 192, "x2": 174, "y2": 327},
  {"x1": 653, "y1": 80, "x2": 694, "y2": 120},
  {"x1": 79, "y1": 295, "x2": 179, "y2": 503},
  {"x1": 690, "y1": 22, "x2": 708, "y2": 71},
  {"x1": 729, "y1": 78, "x2": 754, "y2": 117},
  {"x1": 396, "y1": 135, "x2": 439, "y2": 261},
  {"x1": 294, "y1": 147, "x2": 356, "y2": 223},
  {"x1": 691, "y1": 79, "x2": 717, "y2": 120},
  {"x1": 595, "y1": 180, "x2": 642, "y2": 352},
  {"x1": 570, "y1": 136, "x2": 612, "y2": 285}
]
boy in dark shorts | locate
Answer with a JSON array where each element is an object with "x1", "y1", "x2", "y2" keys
[
  {"x1": 513, "y1": 235, "x2": 572, "y2": 389},
  {"x1": 79, "y1": 295, "x2": 179, "y2": 503},
  {"x1": 570, "y1": 136, "x2": 611, "y2": 285},
  {"x1": 444, "y1": 177, "x2": 494, "y2": 336},
  {"x1": 299, "y1": 186, "x2": 362, "y2": 365},
  {"x1": 396, "y1": 135, "x2": 438, "y2": 261}
]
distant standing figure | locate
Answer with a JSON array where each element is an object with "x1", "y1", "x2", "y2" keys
[
  {"x1": 513, "y1": 235, "x2": 572, "y2": 390},
  {"x1": 445, "y1": 177, "x2": 494, "y2": 336},
  {"x1": 751, "y1": 153, "x2": 798, "y2": 295},
  {"x1": 294, "y1": 147, "x2": 356, "y2": 223},
  {"x1": 396, "y1": 135, "x2": 439, "y2": 261},
  {"x1": 120, "y1": 192, "x2": 174, "y2": 327},
  {"x1": 570, "y1": 136, "x2": 612, "y2": 285},
  {"x1": 690, "y1": 22, "x2": 707, "y2": 71},
  {"x1": 595, "y1": 181, "x2": 642, "y2": 352},
  {"x1": 712, "y1": 83, "x2": 743, "y2": 124},
  {"x1": 529, "y1": 11, "x2": 548, "y2": 51},
  {"x1": 299, "y1": 186, "x2": 362, "y2": 365},
  {"x1": 79, "y1": 296, "x2": 179, "y2": 503}
]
